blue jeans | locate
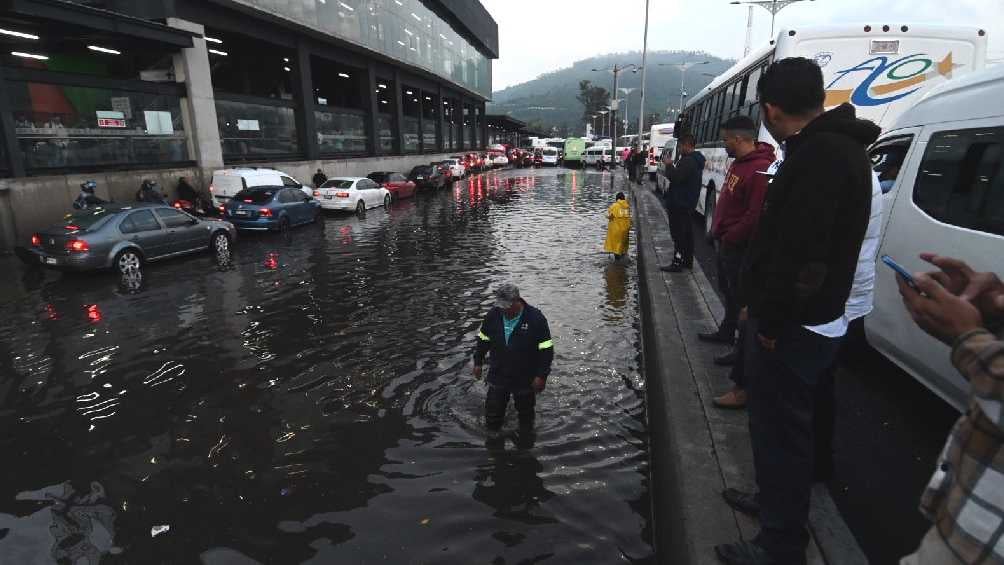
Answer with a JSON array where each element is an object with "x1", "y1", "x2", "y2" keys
[{"x1": 746, "y1": 318, "x2": 841, "y2": 562}]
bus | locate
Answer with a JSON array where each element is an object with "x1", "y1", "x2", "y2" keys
[
  {"x1": 563, "y1": 138, "x2": 587, "y2": 167},
  {"x1": 677, "y1": 24, "x2": 988, "y2": 235}
]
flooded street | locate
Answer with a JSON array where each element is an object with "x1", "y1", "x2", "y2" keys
[{"x1": 0, "y1": 168, "x2": 652, "y2": 564}]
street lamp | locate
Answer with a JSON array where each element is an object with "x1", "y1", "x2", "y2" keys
[
  {"x1": 599, "y1": 109, "x2": 609, "y2": 137},
  {"x1": 592, "y1": 63, "x2": 638, "y2": 146},
  {"x1": 660, "y1": 60, "x2": 709, "y2": 117},
  {"x1": 618, "y1": 87, "x2": 637, "y2": 136},
  {"x1": 730, "y1": 0, "x2": 816, "y2": 54}
]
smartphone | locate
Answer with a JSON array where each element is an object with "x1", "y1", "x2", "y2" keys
[{"x1": 881, "y1": 255, "x2": 920, "y2": 292}]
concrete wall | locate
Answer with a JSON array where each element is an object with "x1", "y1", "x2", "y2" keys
[{"x1": 0, "y1": 152, "x2": 464, "y2": 250}]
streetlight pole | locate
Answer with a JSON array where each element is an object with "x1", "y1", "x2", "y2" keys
[
  {"x1": 730, "y1": 0, "x2": 815, "y2": 47},
  {"x1": 660, "y1": 61, "x2": 709, "y2": 119},
  {"x1": 618, "y1": 87, "x2": 636, "y2": 137},
  {"x1": 637, "y1": 0, "x2": 649, "y2": 147},
  {"x1": 592, "y1": 63, "x2": 637, "y2": 145},
  {"x1": 599, "y1": 110, "x2": 609, "y2": 137}
]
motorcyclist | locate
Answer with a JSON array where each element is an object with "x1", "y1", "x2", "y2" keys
[
  {"x1": 176, "y1": 176, "x2": 212, "y2": 215},
  {"x1": 135, "y1": 179, "x2": 167, "y2": 204},
  {"x1": 73, "y1": 181, "x2": 106, "y2": 210}
]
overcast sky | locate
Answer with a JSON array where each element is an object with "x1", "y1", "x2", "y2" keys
[{"x1": 481, "y1": 0, "x2": 1004, "y2": 92}]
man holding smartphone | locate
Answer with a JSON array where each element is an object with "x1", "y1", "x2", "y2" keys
[
  {"x1": 714, "y1": 58, "x2": 880, "y2": 565},
  {"x1": 897, "y1": 255, "x2": 1004, "y2": 564}
]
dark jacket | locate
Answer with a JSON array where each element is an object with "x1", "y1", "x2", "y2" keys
[
  {"x1": 741, "y1": 103, "x2": 881, "y2": 339},
  {"x1": 711, "y1": 142, "x2": 776, "y2": 246},
  {"x1": 313, "y1": 172, "x2": 327, "y2": 187},
  {"x1": 665, "y1": 151, "x2": 706, "y2": 209},
  {"x1": 474, "y1": 300, "x2": 554, "y2": 390}
]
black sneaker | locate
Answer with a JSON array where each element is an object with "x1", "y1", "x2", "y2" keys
[
  {"x1": 660, "y1": 259, "x2": 690, "y2": 273},
  {"x1": 699, "y1": 331, "x2": 735, "y2": 345},
  {"x1": 715, "y1": 351, "x2": 739, "y2": 366},
  {"x1": 722, "y1": 487, "x2": 760, "y2": 517}
]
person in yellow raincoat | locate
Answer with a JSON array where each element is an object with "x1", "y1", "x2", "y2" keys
[{"x1": 604, "y1": 192, "x2": 632, "y2": 261}]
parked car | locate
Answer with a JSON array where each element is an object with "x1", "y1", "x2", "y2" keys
[
  {"x1": 209, "y1": 168, "x2": 310, "y2": 207},
  {"x1": 464, "y1": 152, "x2": 484, "y2": 172},
  {"x1": 408, "y1": 165, "x2": 449, "y2": 190},
  {"x1": 433, "y1": 162, "x2": 454, "y2": 184},
  {"x1": 368, "y1": 172, "x2": 417, "y2": 200},
  {"x1": 315, "y1": 177, "x2": 391, "y2": 215},
  {"x1": 442, "y1": 158, "x2": 467, "y2": 178},
  {"x1": 222, "y1": 186, "x2": 321, "y2": 232},
  {"x1": 864, "y1": 64, "x2": 1004, "y2": 411},
  {"x1": 490, "y1": 151, "x2": 509, "y2": 167},
  {"x1": 538, "y1": 147, "x2": 560, "y2": 167},
  {"x1": 27, "y1": 203, "x2": 236, "y2": 274}
]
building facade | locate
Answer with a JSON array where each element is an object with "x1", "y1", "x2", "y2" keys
[{"x1": 0, "y1": 0, "x2": 498, "y2": 248}]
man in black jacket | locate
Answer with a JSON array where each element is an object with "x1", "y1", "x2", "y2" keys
[
  {"x1": 660, "y1": 134, "x2": 706, "y2": 272},
  {"x1": 473, "y1": 283, "x2": 554, "y2": 436},
  {"x1": 714, "y1": 58, "x2": 880, "y2": 565}
]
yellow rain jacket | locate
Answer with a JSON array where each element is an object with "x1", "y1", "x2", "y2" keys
[{"x1": 604, "y1": 199, "x2": 632, "y2": 256}]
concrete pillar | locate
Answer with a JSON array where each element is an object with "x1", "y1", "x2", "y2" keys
[
  {"x1": 167, "y1": 18, "x2": 224, "y2": 175},
  {"x1": 295, "y1": 38, "x2": 319, "y2": 161}
]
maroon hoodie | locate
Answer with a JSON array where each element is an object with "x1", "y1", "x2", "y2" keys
[{"x1": 710, "y1": 142, "x2": 776, "y2": 246}]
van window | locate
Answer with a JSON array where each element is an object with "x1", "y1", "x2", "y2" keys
[
  {"x1": 913, "y1": 127, "x2": 1004, "y2": 237},
  {"x1": 870, "y1": 135, "x2": 914, "y2": 194},
  {"x1": 281, "y1": 176, "x2": 301, "y2": 188}
]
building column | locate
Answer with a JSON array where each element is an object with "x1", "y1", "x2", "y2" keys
[
  {"x1": 392, "y1": 70, "x2": 404, "y2": 154},
  {"x1": 167, "y1": 18, "x2": 224, "y2": 174},
  {"x1": 0, "y1": 65, "x2": 24, "y2": 177},
  {"x1": 480, "y1": 103, "x2": 487, "y2": 149},
  {"x1": 366, "y1": 63, "x2": 378, "y2": 156},
  {"x1": 295, "y1": 38, "x2": 319, "y2": 161}
]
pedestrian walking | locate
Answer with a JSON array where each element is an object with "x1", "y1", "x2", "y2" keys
[
  {"x1": 659, "y1": 134, "x2": 705, "y2": 273},
  {"x1": 699, "y1": 115, "x2": 774, "y2": 349},
  {"x1": 714, "y1": 58, "x2": 879, "y2": 565},
  {"x1": 896, "y1": 255, "x2": 1004, "y2": 564},
  {"x1": 312, "y1": 168, "x2": 328, "y2": 188},
  {"x1": 604, "y1": 192, "x2": 632, "y2": 261},
  {"x1": 473, "y1": 284, "x2": 554, "y2": 437},
  {"x1": 626, "y1": 147, "x2": 638, "y2": 182}
]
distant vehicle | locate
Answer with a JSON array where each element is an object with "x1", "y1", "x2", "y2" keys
[
  {"x1": 647, "y1": 123, "x2": 676, "y2": 178},
  {"x1": 678, "y1": 23, "x2": 989, "y2": 236},
  {"x1": 441, "y1": 158, "x2": 467, "y2": 178},
  {"x1": 563, "y1": 138, "x2": 587, "y2": 168},
  {"x1": 433, "y1": 162, "x2": 455, "y2": 183},
  {"x1": 209, "y1": 168, "x2": 310, "y2": 207},
  {"x1": 583, "y1": 147, "x2": 615, "y2": 168},
  {"x1": 538, "y1": 147, "x2": 560, "y2": 167},
  {"x1": 27, "y1": 203, "x2": 236, "y2": 274},
  {"x1": 368, "y1": 171, "x2": 417, "y2": 200},
  {"x1": 408, "y1": 165, "x2": 449, "y2": 190},
  {"x1": 315, "y1": 177, "x2": 391, "y2": 215},
  {"x1": 223, "y1": 186, "x2": 321, "y2": 232},
  {"x1": 864, "y1": 63, "x2": 1003, "y2": 411},
  {"x1": 490, "y1": 151, "x2": 509, "y2": 167}
]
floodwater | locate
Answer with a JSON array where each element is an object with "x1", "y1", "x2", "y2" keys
[{"x1": 0, "y1": 167, "x2": 653, "y2": 564}]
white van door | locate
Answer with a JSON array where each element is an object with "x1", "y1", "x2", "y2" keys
[{"x1": 866, "y1": 120, "x2": 1004, "y2": 410}]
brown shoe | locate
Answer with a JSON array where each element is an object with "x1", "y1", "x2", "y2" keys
[{"x1": 713, "y1": 388, "x2": 747, "y2": 409}]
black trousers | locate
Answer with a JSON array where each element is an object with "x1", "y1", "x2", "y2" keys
[
  {"x1": 746, "y1": 319, "x2": 841, "y2": 562},
  {"x1": 485, "y1": 385, "x2": 536, "y2": 431},
  {"x1": 667, "y1": 205, "x2": 694, "y2": 264},
  {"x1": 715, "y1": 241, "x2": 745, "y2": 338}
]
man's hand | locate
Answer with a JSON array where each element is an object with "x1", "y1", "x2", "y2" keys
[
  {"x1": 532, "y1": 377, "x2": 546, "y2": 393},
  {"x1": 920, "y1": 253, "x2": 1004, "y2": 324},
  {"x1": 472, "y1": 365, "x2": 483, "y2": 380},
  {"x1": 757, "y1": 333, "x2": 777, "y2": 352},
  {"x1": 739, "y1": 307, "x2": 749, "y2": 322},
  {"x1": 898, "y1": 272, "x2": 983, "y2": 345}
]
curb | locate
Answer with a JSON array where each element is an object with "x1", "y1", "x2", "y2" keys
[{"x1": 630, "y1": 178, "x2": 868, "y2": 565}]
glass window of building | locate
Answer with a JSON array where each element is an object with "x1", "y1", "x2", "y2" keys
[
  {"x1": 216, "y1": 100, "x2": 298, "y2": 161},
  {"x1": 206, "y1": 30, "x2": 296, "y2": 100},
  {"x1": 376, "y1": 78, "x2": 396, "y2": 153},
  {"x1": 402, "y1": 85, "x2": 420, "y2": 153},
  {"x1": 443, "y1": 98, "x2": 458, "y2": 152},
  {"x1": 312, "y1": 57, "x2": 367, "y2": 155},
  {"x1": 8, "y1": 83, "x2": 189, "y2": 173},
  {"x1": 463, "y1": 104, "x2": 475, "y2": 150},
  {"x1": 422, "y1": 91, "x2": 439, "y2": 152}
]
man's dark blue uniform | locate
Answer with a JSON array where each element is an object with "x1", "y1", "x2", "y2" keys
[{"x1": 473, "y1": 284, "x2": 554, "y2": 432}]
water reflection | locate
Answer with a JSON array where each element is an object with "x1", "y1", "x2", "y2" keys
[{"x1": 474, "y1": 443, "x2": 555, "y2": 525}]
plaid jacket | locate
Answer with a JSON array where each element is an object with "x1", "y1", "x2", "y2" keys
[{"x1": 921, "y1": 328, "x2": 1004, "y2": 564}]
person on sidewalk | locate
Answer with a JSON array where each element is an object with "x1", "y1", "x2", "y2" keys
[
  {"x1": 604, "y1": 192, "x2": 632, "y2": 261},
  {"x1": 897, "y1": 256, "x2": 1004, "y2": 565},
  {"x1": 473, "y1": 284, "x2": 555, "y2": 437},
  {"x1": 699, "y1": 115, "x2": 775, "y2": 353},
  {"x1": 714, "y1": 58, "x2": 879, "y2": 565},
  {"x1": 659, "y1": 134, "x2": 706, "y2": 273},
  {"x1": 312, "y1": 168, "x2": 328, "y2": 188}
]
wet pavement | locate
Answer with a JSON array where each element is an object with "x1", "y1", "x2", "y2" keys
[{"x1": 0, "y1": 167, "x2": 653, "y2": 564}]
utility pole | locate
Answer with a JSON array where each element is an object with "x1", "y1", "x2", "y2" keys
[
  {"x1": 744, "y1": 5, "x2": 754, "y2": 56},
  {"x1": 637, "y1": 0, "x2": 649, "y2": 146},
  {"x1": 592, "y1": 63, "x2": 637, "y2": 144},
  {"x1": 618, "y1": 87, "x2": 636, "y2": 136},
  {"x1": 730, "y1": 0, "x2": 815, "y2": 43}
]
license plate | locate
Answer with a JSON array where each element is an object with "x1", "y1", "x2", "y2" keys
[
  {"x1": 324, "y1": 195, "x2": 333, "y2": 200},
  {"x1": 44, "y1": 257, "x2": 57, "y2": 265},
  {"x1": 416, "y1": 176, "x2": 424, "y2": 180},
  {"x1": 234, "y1": 210, "x2": 249, "y2": 217}
]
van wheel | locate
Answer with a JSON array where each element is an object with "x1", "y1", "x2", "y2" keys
[
  {"x1": 115, "y1": 249, "x2": 142, "y2": 274},
  {"x1": 704, "y1": 187, "x2": 716, "y2": 237}
]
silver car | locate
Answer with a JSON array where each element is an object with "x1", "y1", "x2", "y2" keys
[{"x1": 26, "y1": 203, "x2": 237, "y2": 274}]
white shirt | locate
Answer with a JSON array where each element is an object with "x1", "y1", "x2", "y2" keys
[{"x1": 805, "y1": 173, "x2": 884, "y2": 338}]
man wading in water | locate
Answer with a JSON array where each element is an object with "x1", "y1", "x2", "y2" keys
[{"x1": 473, "y1": 284, "x2": 554, "y2": 444}]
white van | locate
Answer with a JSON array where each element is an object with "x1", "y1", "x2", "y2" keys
[
  {"x1": 210, "y1": 168, "x2": 310, "y2": 207},
  {"x1": 865, "y1": 64, "x2": 1004, "y2": 410},
  {"x1": 583, "y1": 147, "x2": 615, "y2": 167},
  {"x1": 538, "y1": 148, "x2": 560, "y2": 167}
]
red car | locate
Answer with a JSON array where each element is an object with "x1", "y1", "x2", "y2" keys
[{"x1": 367, "y1": 171, "x2": 416, "y2": 200}]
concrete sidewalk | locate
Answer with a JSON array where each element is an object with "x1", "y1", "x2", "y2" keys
[{"x1": 630, "y1": 178, "x2": 868, "y2": 565}]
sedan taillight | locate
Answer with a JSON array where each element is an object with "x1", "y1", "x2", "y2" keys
[
  {"x1": 313, "y1": 190, "x2": 321, "y2": 197},
  {"x1": 259, "y1": 208, "x2": 273, "y2": 218},
  {"x1": 31, "y1": 234, "x2": 41, "y2": 247},
  {"x1": 335, "y1": 192, "x2": 350, "y2": 198},
  {"x1": 66, "y1": 239, "x2": 89, "y2": 253}
]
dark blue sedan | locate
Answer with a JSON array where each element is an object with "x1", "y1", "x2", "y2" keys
[{"x1": 222, "y1": 186, "x2": 322, "y2": 232}]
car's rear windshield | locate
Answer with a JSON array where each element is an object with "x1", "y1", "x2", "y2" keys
[
  {"x1": 368, "y1": 173, "x2": 389, "y2": 183},
  {"x1": 410, "y1": 166, "x2": 432, "y2": 175},
  {"x1": 321, "y1": 180, "x2": 354, "y2": 189},
  {"x1": 234, "y1": 189, "x2": 278, "y2": 204},
  {"x1": 66, "y1": 208, "x2": 115, "y2": 230}
]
